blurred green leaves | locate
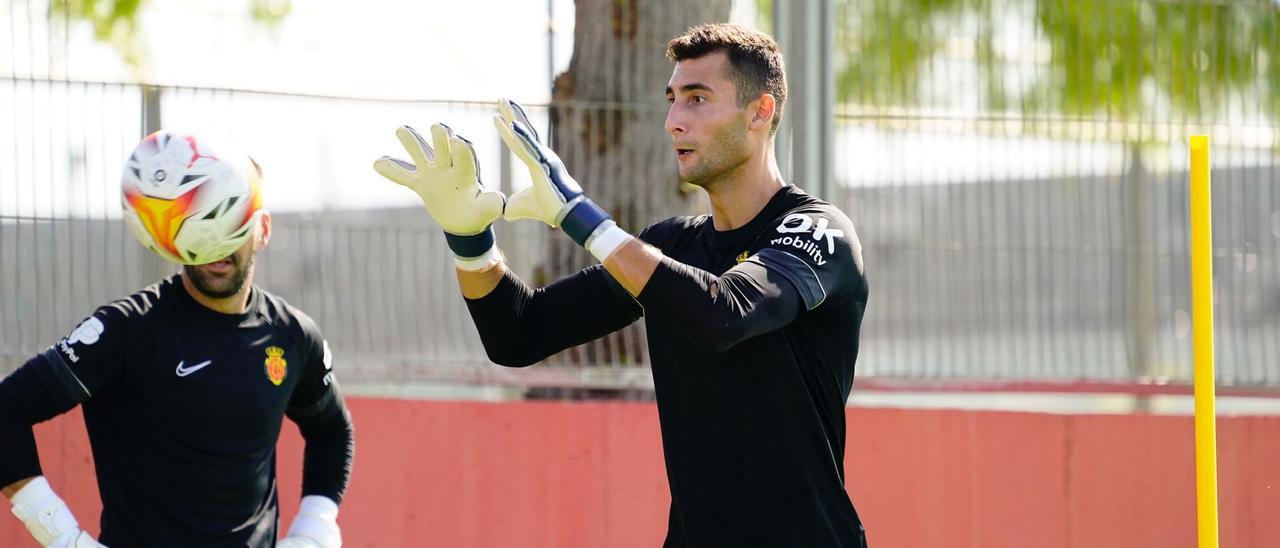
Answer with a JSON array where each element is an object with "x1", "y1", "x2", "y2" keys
[
  {"x1": 838, "y1": 0, "x2": 1280, "y2": 122},
  {"x1": 51, "y1": 0, "x2": 146, "y2": 66},
  {"x1": 249, "y1": 0, "x2": 292, "y2": 28},
  {"x1": 50, "y1": 0, "x2": 293, "y2": 68}
]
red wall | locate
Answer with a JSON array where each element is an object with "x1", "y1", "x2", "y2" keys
[{"x1": 4, "y1": 399, "x2": 1279, "y2": 547}]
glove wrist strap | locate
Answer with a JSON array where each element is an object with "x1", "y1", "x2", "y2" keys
[
  {"x1": 443, "y1": 226, "x2": 496, "y2": 260},
  {"x1": 285, "y1": 495, "x2": 342, "y2": 548},
  {"x1": 586, "y1": 221, "x2": 631, "y2": 263},
  {"x1": 454, "y1": 246, "x2": 503, "y2": 272},
  {"x1": 559, "y1": 198, "x2": 611, "y2": 248},
  {"x1": 10, "y1": 476, "x2": 81, "y2": 545},
  {"x1": 295, "y1": 495, "x2": 339, "y2": 521}
]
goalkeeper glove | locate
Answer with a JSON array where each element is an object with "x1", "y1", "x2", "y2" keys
[
  {"x1": 493, "y1": 99, "x2": 630, "y2": 262},
  {"x1": 9, "y1": 477, "x2": 106, "y2": 547},
  {"x1": 374, "y1": 124, "x2": 506, "y2": 271},
  {"x1": 277, "y1": 495, "x2": 341, "y2": 548}
]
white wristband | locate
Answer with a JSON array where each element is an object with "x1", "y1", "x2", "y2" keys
[
  {"x1": 286, "y1": 495, "x2": 341, "y2": 548},
  {"x1": 585, "y1": 221, "x2": 632, "y2": 263},
  {"x1": 454, "y1": 246, "x2": 504, "y2": 272},
  {"x1": 10, "y1": 476, "x2": 81, "y2": 546}
]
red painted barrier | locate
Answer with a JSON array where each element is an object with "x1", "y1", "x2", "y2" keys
[{"x1": 3, "y1": 399, "x2": 1279, "y2": 547}]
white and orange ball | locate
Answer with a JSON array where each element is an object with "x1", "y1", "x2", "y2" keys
[{"x1": 121, "y1": 131, "x2": 264, "y2": 265}]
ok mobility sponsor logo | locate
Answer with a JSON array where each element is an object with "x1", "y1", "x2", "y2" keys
[{"x1": 771, "y1": 213, "x2": 843, "y2": 265}]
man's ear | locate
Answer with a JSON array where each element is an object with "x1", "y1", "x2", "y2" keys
[
  {"x1": 748, "y1": 94, "x2": 776, "y2": 132},
  {"x1": 255, "y1": 211, "x2": 272, "y2": 252}
]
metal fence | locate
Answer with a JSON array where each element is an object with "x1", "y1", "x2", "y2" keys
[
  {"x1": 3, "y1": 0, "x2": 1279, "y2": 392},
  {"x1": 832, "y1": 0, "x2": 1280, "y2": 386}
]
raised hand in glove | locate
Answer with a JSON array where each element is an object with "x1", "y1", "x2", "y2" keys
[
  {"x1": 493, "y1": 99, "x2": 628, "y2": 262},
  {"x1": 374, "y1": 124, "x2": 506, "y2": 270}
]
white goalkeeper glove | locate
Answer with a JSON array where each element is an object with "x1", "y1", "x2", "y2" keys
[
  {"x1": 374, "y1": 123, "x2": 507, "y2": 271},
  {"x1": 494, "y1": 99, "x2": 630, "y2": 262},
  {"x1": 9, "y1": 477, "x2": 106, "y2": 547},
  {"x1": 277, "y1": 495, "x2": 341, "y2": 548}
]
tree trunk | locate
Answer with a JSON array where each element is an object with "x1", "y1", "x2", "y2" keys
[
  {"x1": 529, "y1": 0, "x2": 730, "y2": 394},
  {"x1": 545, "y1": 0, "x2": 729, "y2": 277}
]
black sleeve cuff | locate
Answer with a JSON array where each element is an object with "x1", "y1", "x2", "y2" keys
[{"x1": 37, "y1": 348, "x2": 93, "y2": 404}]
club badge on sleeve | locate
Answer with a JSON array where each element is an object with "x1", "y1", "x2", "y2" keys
[{"x1": 264, "y1": 346, "x2": 287, "y2": 386}]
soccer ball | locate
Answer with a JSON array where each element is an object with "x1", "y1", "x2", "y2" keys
[{"x1": 121, "y1": 131, "x2": 264, "y2": 265}]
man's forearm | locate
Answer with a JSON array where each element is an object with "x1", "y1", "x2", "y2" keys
[
  {"x1": 456, "y1": 254, "x2": 508, "y2": 299},
  {"x1": 602, "y1": 237, "x2": 808, "y2": 353},
  {"x1": 601, "y1": 237, "x2": 661, "y2": 297},
  {"x1": 293, "y1": 396, "x2": 354, "y2": 505},
  {"x1": 0, "y1": 361, "x2": 66, "y2": 499}
]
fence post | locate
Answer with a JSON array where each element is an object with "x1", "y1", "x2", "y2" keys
[
  {"x1": 1124, "y1": 145, "x2": 1155, "y2": 410},
  {"x1": 137, "y1": 85, "x2": 176, "y2": 285},
  {"x1": 772, "y1": 0, "x2": 835, "y2": 201},
  {"x1": 771, "y1": 0, "x2": 791, "y2": 183}
]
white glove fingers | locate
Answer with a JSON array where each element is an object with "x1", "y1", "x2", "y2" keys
[
  {"x1": 509, "y1": 122, "x2": 545, "y2": 160},
  {"x1": 395, "y1": 126, "x2": 435, "y2": 166},
  {"x1": 371, "y1": 157, "x2": 415, "y2": 186},
  {"x1": 497, "y1": 100, "x2": 518, "y2": 129},
  {"x1": 449, "y1": 134, "x2": 480, "y2": 178},
  {"x1": 501, "y1": 99, "x2": 539, "y2": 142},
  {"x1": 430, "y1": 123, "x2": 455, "y2": 168},
  {"x1": 493, "y1": 114, "x2": 542, "y2": 166},
  {"x1": 492, "y1": 113, "x2": 519, "y2": 151}
]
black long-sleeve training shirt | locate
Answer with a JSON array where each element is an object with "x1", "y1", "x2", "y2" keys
[
  {"x1": 467, "y1": 185, "x2": 869, "y2": 547},
  {"x1": 0, "y1": 275, "x2": 354, "y2": 547}
]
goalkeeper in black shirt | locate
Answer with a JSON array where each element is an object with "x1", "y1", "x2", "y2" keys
[
  {"x1": 376, "y1": 24, "x2": 867, "y2": 548},
  {"x1": 0, "y1": 132, "x2": 354, "y2": 548}
]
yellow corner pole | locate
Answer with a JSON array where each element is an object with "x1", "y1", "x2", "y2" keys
[{"x1": 1189, "y1": 135, "x2": 1219, "y2": 548}]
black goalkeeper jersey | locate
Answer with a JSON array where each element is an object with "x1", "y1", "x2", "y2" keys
[
  {"x1": 468, "y1": 185, "x2": 869, "y2": 547},
  {"x1": 0, "y1": 275, "x2": 352, "y2": 547}
]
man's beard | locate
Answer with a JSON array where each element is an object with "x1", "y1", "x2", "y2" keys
[
  {"x1": 679, "y1": 115, "x2": 751, "y2": 189},
  {"x1": 183, "y1": 252, "x2": 254, "y2": 299}
]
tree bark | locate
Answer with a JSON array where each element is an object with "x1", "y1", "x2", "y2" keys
[
  {"x1": 545, "y1": 0, "x2": 729, "y2": 277},
  {"x1": 529, "y1": 0, "x2": 731, "y2": 393}
]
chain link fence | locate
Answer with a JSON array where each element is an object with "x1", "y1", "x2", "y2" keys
[{"x1": 3, "y1": 0, "x2": 1278, "y2": 392}]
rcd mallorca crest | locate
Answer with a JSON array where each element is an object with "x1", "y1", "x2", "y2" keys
[{"x1": 264, "y1": 346, "x2": 287, "y2": 386}]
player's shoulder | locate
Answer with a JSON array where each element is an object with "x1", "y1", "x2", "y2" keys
[
  {"x1": 255, "y1": 289, "x2": 334, "y2": 373},
  {"x1": 773, "y1": 187, "x2": 857, "y2": 231},
  {"x1": 764, "y1": 188, "x2": 859, "y2": 242},
  {"x1": 53, "y1": 276, "x2": 180, "y2": 362},
  {"x1": 637, "y1": 214, "x2": 710, "y2": 252},
  {"x1": 758, "y1": 186, "x2": 864, "y2": 272},
  {"x1": 255, "y1": 287, "x2": 324, "y2": 344},
  {"x1": 90, "y1": 276, "x2": 180, "y2": 328}
]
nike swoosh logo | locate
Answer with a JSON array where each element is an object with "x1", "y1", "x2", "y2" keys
[{"x1": 175, "y1": 360, "x2": 213, "y2": 377}]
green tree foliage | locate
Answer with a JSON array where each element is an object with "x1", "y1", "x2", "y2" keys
[
  {"x1": 837, "y1": 0, "x2": 1280, "y2": 122},
  {"x1": 51, "y1": 0, "x2": 292, "y2": 68},
  {"x1": 51, "y1": 0, "x2": 146, "y2": 66}
]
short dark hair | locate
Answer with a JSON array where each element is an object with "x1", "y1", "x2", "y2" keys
[{"x1": 666, "y1": 23, "x2": 787, "y2": 134}]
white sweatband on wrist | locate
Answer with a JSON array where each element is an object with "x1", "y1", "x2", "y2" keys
[
  {"x1": 454, "y1": 246, "x2": 504, "y2": 272},
  {"x1": 585, "y1": 221, "x2": 632, "y2": 263},
  {"x1": 10, "y1": 476, "x2": 80, "y2": 545},
  {"x1": 286, "y1": 495, "x2": 341, "y2": 548}
]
